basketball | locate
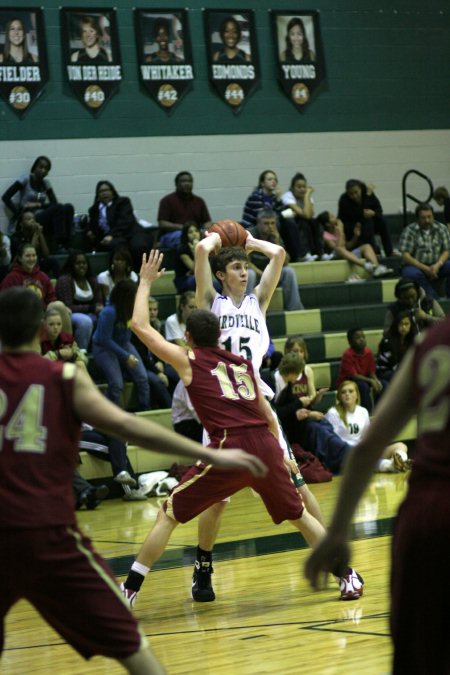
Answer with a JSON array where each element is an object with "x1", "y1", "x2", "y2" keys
[{"x1": 208, "y1": 220, "x2": 248, "y2": 248}]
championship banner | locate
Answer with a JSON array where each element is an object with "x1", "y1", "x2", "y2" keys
[
  {"x1": 271, "y1": 10, "x2": 326, "y2": 110},
  {"x1": 0, "y1": 8, "x2": 48, "y2": 117},
  {"x1": 204, "y1": 9, "x2": 259, "y2": 112},
  {"x1": 134, "y1": 9, "x2": 193, "y2": 113},
  {"x1": 60, "y1": 8, "x2": 122, "y2": 114}
]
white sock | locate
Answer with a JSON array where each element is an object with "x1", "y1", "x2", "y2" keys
[
  {"x1": 378, "y1": 458, "x2": 395, "y2": 473},
  {"x1": 131, "y1": 561, "x2": 150, "y2": 577}
]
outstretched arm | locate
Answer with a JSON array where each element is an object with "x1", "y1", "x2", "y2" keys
[
  {"x1": 194, "y1": 232, "x2": 221, "y2": 309},
  {"x1": 131, "y1": 250, "x2": 191, "y2": 381},
  {"x1": 245, "y1": 233, "x2": 285, "y2": 314},
  {"x1": 73, "y1": 365, "x2": 267, "y2": 476},
  {"x1": 304, "y1": 349, "x2": 416, "y2": 587}
]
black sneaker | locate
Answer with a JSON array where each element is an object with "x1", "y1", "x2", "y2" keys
[{"x1": 192, "y1": 561, "x2": 215, "y2": 602}]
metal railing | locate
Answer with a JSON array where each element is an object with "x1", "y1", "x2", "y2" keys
[{"x1": 402, "y1": 169, "x2": 434, "y2": 228}]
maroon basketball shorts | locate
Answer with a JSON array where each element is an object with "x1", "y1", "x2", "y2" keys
[
  {"x1": 0, "y1": 524, "x2": 146, "y2": 660},
  {"x1": 164, "y1": 426, "x2": 304, "y2": 524}
]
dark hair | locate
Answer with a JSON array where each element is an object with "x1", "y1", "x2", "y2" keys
[
  {"x1": 315, "y1": 211, "x2": 330, "y2": 227},
  {"x1": 31, "y1": 156, "x2": 51, "y2": 173},
  {"x1": 175, "y1": 171, "x2": 192, "y2": 185},
  {"x1": 180, "y1": 221, "x2": 201, "y2": 247},
  {"x1": 394, "y1": 277, "x2": 419, "y2": 299},
  {"x1": 61, "y1": 250, "x2": 93, "y2": 278},
  {"x1": 433, "y1": 186, "x2": 449, "y2": 201},
  {"x1": 284, "y1": 17, "x2": 311, "y2": 59},
  {"x1": 345, "y1": 179, "x2": 364, "y2": 192},
  {"x1": 80, "y1": 15, "x2": 101, "y2": 36},
  {"x1": 177, "y1": 290, "x2": 196, "y2": 321},
  {"x1": 109, "y1": 279, "x2": 137, "y2": 324},
  {"x1": 289, "y1": 172, "x2": 307, "y2": 190},
  {"x1": 415, "y1": 202, "x2": 434, "y2": 217},
  {"x1": 258, "y1": 170, "x2": 277, "y2": 188},
  {"x1": 4, "y1": 18, "x2": 33, "y2": 62},
  {"x1": 15, "y1": 242, "x2": 37, "y2": 264},
  {"x1": 279, "y1": 352, "x2": 304, "y2": 377},
  {"x1": 347, "y1": 327, "x2": 363, "y2": 343},
  {"x1": 0, "y1": 288, "x2": 43, "y2": 347},
  {"x1": 383, "y1": 310, "x2": 415, "y2": 363},
  {"x1": 109, "y1": 246, "x2": 133, "y2": 275},
  {"x1": 219, "y1": 16, "x2": 241, "y2": 42},
  {"x1": 94, "y1": 180, "x2": 119, "y2": 203},
  {"x1": 186, "y1": 309, "x2": 220, "y2": 347},
  {"x1": 153, "y1": 18, "x2": 170, "y2": 38},
  {"x1": 210, "y1": 247, "x2": 248, "y2": 278}
]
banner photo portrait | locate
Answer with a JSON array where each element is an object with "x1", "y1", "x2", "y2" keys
[
  {"x1": 0, "y1": 8, "x2": 48, "y2": 117},
  {"x1": 134, "y1": 9, "x2": 193, "y2": 113},
  {"x1": 204, "y1": 9, "x2": 259, "y2": 112},
  {"x1": 271, "y1": 10, "x2": 326, "y2": 110},
  {"x1": 60, "y1": 8, "x2": 122, "y2": 114}
]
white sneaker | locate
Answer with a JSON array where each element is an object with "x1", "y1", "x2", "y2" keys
[
  {"x1": 346, "y1": 274, "x2": 366, "y2": 283},
  {"x1": 339, "y1": 568, "x2": 364, "y2": 600},
  {"x1": 363, "y1": 261, "x2": 375, "y2": 273},
  {"x1": 114, "y1": 471, "x2": 136, "y2": 487},
  {"x1": 138, "y1": 471, "x2": 169, "y2": 495},
  {"x1": 302, "y1": 253, "x2": 318, "y2": 262},
  {"x1": 320, "y1": 252, "x2": 335, "y2": 261},
  {"x1": 122, "y1": 487, "x2": 148, "y2": 501},
  {"x1": 120, "y1": 582, "x2": 138, "y2": 609},
  {"x1": 373, "y1": 264, "x2": 393, "y2": 278}
]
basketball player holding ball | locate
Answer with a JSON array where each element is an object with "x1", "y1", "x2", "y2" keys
[{"x1": 191, "y1": 222, "x2": 364, "y2": 602}]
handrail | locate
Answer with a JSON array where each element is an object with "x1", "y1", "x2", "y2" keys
[{"x1": 402, "y1": 169, "x2": 434, "y2": 228}]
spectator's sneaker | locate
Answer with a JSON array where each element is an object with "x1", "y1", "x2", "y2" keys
[
  {"x1": 373, "y1": 264, "x2": 393, "y2": 278},
  {"x1": 120, "y1": 582, "x2": 138, "y2": 609},
  {"x1": 363, "y1": 261, "x2": 375, "y2": 273},
  {"x1": 320, "y1": 252, "x2": 335, "y2": 261},
  {"x1": 114, "y1": 470, "x2": 136, "y2": 487},
  {"x1": 122, "y1": 487, "x2": 148, "y2": 501},
  {"x1": 339, "y1": 568, "x2": 364, "y2": 600},
  {"x1": 302, "y1": 253, "x2": 319, "y2": 262},
  {"x1": 346, "y1": 274, "x2": 366, "y2": 284},
  {"x1": 192, "y1": 561, "x2": 215, "y2": 602},
  {"x1": 77, "y1": 484, "x2": 109, "y2": 510}
]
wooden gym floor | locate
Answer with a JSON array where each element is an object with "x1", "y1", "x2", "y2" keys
[{"x1": 2, "y1": 473, "x2": 408, "y2": 674}]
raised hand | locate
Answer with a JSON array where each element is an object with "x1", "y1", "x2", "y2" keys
[{"x1": 140, "y1": 249, "x2": 166, "y2": 284}]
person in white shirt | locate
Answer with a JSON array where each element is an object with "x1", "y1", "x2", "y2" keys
[
  {"x1": 164, "y1": 290, "x2": 196, "y2": 346},
  {"x1": 325, "y1": 380, "x2": 410, "y2": 473}
]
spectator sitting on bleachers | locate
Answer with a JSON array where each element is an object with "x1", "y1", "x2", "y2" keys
[
  {"x1": 10, "y1": 209, "x2": 60, "y2": 279},
  {"x1": 273, "y1": 339, "x2": 328, "y2": 406},
  {"x1": 173, "y1": 222, "x2": 202, "y2": 293},
  {"x1": 398, "y1": 202, "x2": 450, "y2": 299},
  {"x1": 41, "y1": 307, "x2": 87, "y2": 368},
  {"x1": 316, "y1": 210, "x2": 391, "y2": 281},
  {"x1": 274, "y1": 352, "x2": 349, "y2": 472},
  {"x1": 325, "y1": 380, "x2": 410, "y2": 473},
  {"x1": 86, "y1": 180, "x2": 153, "y2": 270},
  {"x1": 0, "y1": 231, "x2": 11, "y2": 281},
  {"x1": 241, "y1": 169, "x2": 283, "y2": 229},
  {"x1": 377, "y1": 310, "x2": 415, "y2": 384},
  {"x1": 247, "y1": 208, "x2": 304, "y2": 311},
  {"x1": 280, "y1": 172, "x2": 326, "y2": 262},
  {"x1": 157, "y1": 171, "x2": 212, "y2": 248},
  {"x1": 56, "y1": 250, "x2": 104, "y2": 351},
  {"x1": 0, "y1": 242, "x2": 72, "y2": 333},
  {"x1": 383, "y1": 276, "x2": 445, "y2": 336},
  {"x1": 433, "y1": 186, "x2": 450, "y2": 227},
  {"x1": 164, "y1": 290, "x2": 196, "y2": 347},
  {"x1": 1, "y1": 155, "x2": 74, "y2": 253},
  {"x1": 97, "y1": 246, "x2": 138, "y2": 304},
  {"x1": 338, "y1": 179, "x2": 393, "y2": 257},
  {"x1": 92, "y1": 279, "x2": 150, "y2": 410},
  {"x1": 79, "y1": 423, "x2": 148, "y2": 501},
  {"x1": 336, "y1": 327, "x2": 386, "y2": 413}
]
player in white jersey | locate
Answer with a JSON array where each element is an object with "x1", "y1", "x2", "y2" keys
[{"x1": 191, "y1": 229, "x2": 330, "y2": 602}]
